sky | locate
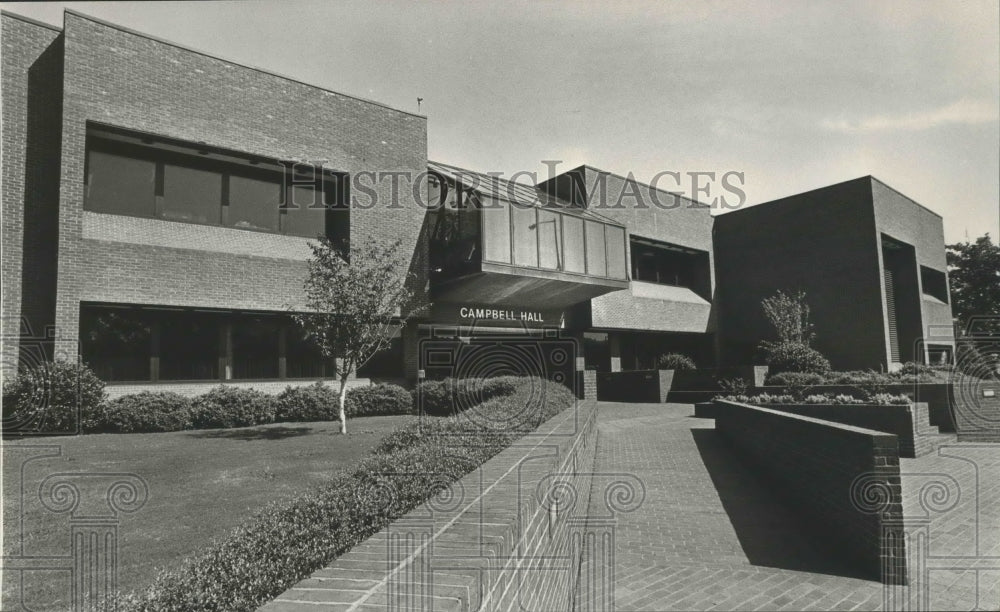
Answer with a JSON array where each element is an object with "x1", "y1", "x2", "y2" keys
[{"x1": 6, "y1": 0, "x2": 999, "y2": 243}]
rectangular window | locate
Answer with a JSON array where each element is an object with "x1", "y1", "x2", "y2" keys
[
  {"x1": 482, "y1": 200, "x2": 512, "y2": 263},
  {"x1": 161, "y1": 161, "x2": 223, "y2": 225},
  {"x1": 585, "y1": 220, "x2": 607, "y2": 276},
  {"x1": 605, "y1": 225, "x2": 627, "y2": 279},
  {"x1": 282, "y1": 184, "x2": 327, "y2": 239},
  {"x1": 228, "y1": 171, "x2": 282, "y2": 232},
  {"x1": 85, "y1": 147, "x2": 156, "y2": 217},
  {"x1": 537, "y1": 210, "x2": 562, "y2": 270},
  {"x1": 159, "y1": 311, "x2": 221, "y2": 381},
  {"x1": 232, "y1": 315, "x2": 280, "y2": 379},
  {"x1": 512, "y1": 205, "x2": 538, "y2": 267},
  {"x1": 562, "y1": 215, "x2": 586, "y2": 273},
  {"x1": 286, "y1": 324, "x2": 330, "y2": 379},
  {"x1": 920, "y1": 265, "x2": 949, "y2": 303},
  {"x1": 630, "y1": 238, "x2": 706, "y2": 289},
  {"x1": 80, "y1": 306, "x2": 152, "y2": 382}
]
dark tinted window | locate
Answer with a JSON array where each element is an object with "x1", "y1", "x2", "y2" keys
[
  {"x1": 85, "y1": 146, "x2": 156, "y2": 217},
  {"x1": 228, "y1": 171, "x2": 282, "y2": 231},
  {"x1": 162, "y1": 161, "x2": 222, "y2": 225}
]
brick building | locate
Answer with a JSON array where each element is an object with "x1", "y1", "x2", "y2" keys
[{"x1": 1, "y1": 10, "x2": 954, "y2": 395}]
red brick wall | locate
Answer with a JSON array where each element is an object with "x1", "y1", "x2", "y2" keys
[
  {"x1": 1, "y1": 14, "x2": 63, "y2": 378},
  {"x1": 52, "y1": 11, "x2": 428, "y2": 358}
]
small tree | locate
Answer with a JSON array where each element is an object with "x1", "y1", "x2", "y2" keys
[
  {"x1": 946, "y1": 234, "x2": 1000, "y2": 333},
  {"x1": 293, "y1": 236, "x2": 415, "y2": 434},
  {"x1": 761, "y1": 289, "x2": 815, "y2": 346}
]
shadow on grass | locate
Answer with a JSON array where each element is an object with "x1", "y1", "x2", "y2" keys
[
  {"x1": 186, "y1": 426, "x2": 315, "y2": 441},
  {"x1": 690, "y1": 428, "x2": 871, "y2": 581}
]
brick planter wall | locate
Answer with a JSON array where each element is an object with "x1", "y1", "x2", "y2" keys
[
  {"x1": 713, "y1": 400, "x2": 906, "y2": 585},
  {"x1": 757, "y1": 383, "x2": 956, "y2": 432},
  {"x1": 263, "y1": 399, "x2": 599, "y2": 611}
]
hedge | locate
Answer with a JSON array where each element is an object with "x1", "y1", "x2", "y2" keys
[
  {"x1": 119, "y1": 376, "x2": 576, "y2": 611},
  {"x1": 412, "y1": 376, "x2": 520, "y2": 416},
  {"x1": 2, "y1": 360, "x2": 106, "y2": 434},
  {"x1": 96, "y1": 392, "x2": 194, "y2": 433},
  {"x1": 719, "y1": 392, "x2": 912, "y2": 405}
]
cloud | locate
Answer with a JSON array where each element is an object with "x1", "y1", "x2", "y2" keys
[{"x1": 821, "y1": 98, "x2": 998, "y2": 133}]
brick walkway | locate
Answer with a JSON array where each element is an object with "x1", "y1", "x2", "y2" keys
[{"x1": 573, "y1": 403, "x2": 1000, "y2": 611}]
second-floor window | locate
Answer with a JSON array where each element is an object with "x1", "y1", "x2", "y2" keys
[
  {"x1": 630, "y1": 238, "x2": 708, "y2": 292},
  {"x1": 84, "y1": 125, "x2": 347, "y2": 240}
]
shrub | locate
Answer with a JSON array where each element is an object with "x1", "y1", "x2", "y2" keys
[
  {"x1": 275, "y1": 383, "x2": 338, "y2": 422},
  {"x1": 759, "y1": 341, "x2": 831, "y2": 375},
  {"x1": 121, "y1": 377, "x2": 576, "y2": 611},
  {"x1": 761, "y1": 289, "x2": 816, "y2": 345},
  {"x1": 345, "y1": 383, "x2": 413, "y2": 417},
  {"x1": 765, "y1": 371, "x2": 825, "y2": 386},
  {"x1": 717, "y1": 377, "x2": 748, "y2": 396},
  {"x1": 190, "y1": 386, "x2": 276, "y2": 429},
  {"x1": 869, "y1": 393, "x2": 912, "y2": 405},
  {"x1": 2, "y1": 359, "x2": 106, "y2": 434},
  {"x1": 411, "y1": 377, "x2": 520, "y2": 417},
  {"x1": 95, "y1": 392, "x2": 194, "y2": 433},
  {"x1": 657, "y1": 353, "x2": 696, "y2": 370}
]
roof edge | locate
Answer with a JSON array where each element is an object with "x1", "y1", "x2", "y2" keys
[
  {"x1": 1, "y1": 10, "x2": 64, "y2": 32},
  {"x1": 869, "y1": 175, "x2": 943, "y2": 220},
  {"x1": 62, "y1": 8, "x2": 427, "y2": 121},
  {"x1": 560, "y1": 164, "x2": 712, "y2": 209}
]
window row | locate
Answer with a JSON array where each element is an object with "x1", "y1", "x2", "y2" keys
[
  {"x1": 80, "y1": 306, "x2": 338, "y2": 382},
  {"x1": 84, "y1": 134, "x2": 347, "y2": 240}
]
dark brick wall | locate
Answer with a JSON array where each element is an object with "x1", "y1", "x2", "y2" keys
[
  {"x1": 713, "y1": 177, "x2": 889, "y2": 370},
  {"x1": 713, "y1": 399, "x2": 906, "y2": 584},
  {"x1": 755, "y1": 402, "x2": 927, "y2": 458},
  {"x1": 1, "y1": 14, "x2": 63, "y2": 378},
  {"x1": 51, "y1": 11, "x2": 428, "y2": 359}
]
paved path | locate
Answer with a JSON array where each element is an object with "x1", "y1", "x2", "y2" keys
[{"x1": 573, "y1": 403, "x2": 1000, "y2": 611}]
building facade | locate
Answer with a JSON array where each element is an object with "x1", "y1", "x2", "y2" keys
[{"x1": 1, "y1": 10, "x2": 954, "y2": 395}]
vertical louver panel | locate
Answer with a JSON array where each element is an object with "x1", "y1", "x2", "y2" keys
[{"x1": 884, "y1": 267, "x2": 900, "y2": 362}]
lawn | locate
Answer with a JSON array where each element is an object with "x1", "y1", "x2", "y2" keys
[{"x1": 2, "y1": 414, "x2": 416, "y2": 611}]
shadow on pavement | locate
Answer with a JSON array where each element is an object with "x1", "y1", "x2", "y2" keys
[{"x1": 691, "y1": 428, "x2": 871, "y2": 581}]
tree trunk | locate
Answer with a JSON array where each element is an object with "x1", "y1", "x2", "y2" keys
[{"x1": 338, "y1": 375, "x2": 348, "y2": 435}]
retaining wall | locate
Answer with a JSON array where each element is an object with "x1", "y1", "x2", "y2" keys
[
  {"x1": 263, "y1": 398, "x2": 599, "y2": 611},
  {"x1": 713, "y1": 399, "x2": 906, "y2": 584}
]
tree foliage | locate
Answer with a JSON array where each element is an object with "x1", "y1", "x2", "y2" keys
[
  {"x1": 760, "y1": 289, "x2": 816, "y2": 345},
  {"x1": 293, "y1": 236, "x2": 416, "y2": 433},
  {"x1": 946, "y1": 234, "x2": 1000, "y2": 332}
]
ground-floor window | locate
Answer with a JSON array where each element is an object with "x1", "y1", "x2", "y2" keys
[
  {"x1": 617, "y1": 331, "x2": 714, "y2": 370},
  {"x1": 80, "y1": 304, "x2": 339, "y2": 382}
]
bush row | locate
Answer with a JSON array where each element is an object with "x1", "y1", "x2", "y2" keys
[
  {"x1": 2, "y1": 360, "x2": 414, "y2": 435},
  {"x1": 765, "y1": 362, "x2": 957, "y2": 386},
  {"x1": 120, "y1": 376, "x2": 577, "y2": 611},
  {"x1": 719, "y1": 392, "x2": 912, "y2": 406}
]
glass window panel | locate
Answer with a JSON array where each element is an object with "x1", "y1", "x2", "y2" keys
[
  {"x1": 228, "y1": 172, "x2": 281, "y2": 232},
  {"x1": 283, "y1": 185, "x2": 327, "y2": 238},
  {"x1": 585, "y1": 220, "x2": 607, "y2": 276},
  {"x1": 511, "y1": 205, "x2": 538, "y2": 267},
  {"x1": 286, "y1": 323, "x2": 330, "y2": 379},
  {"x1": 162, "y1": 162, "x2": 222, "y2": 225},
  {"x1": 79, "y1": 307, "x2": 152, "y2": 382},
  {"x1": 85, "y1": 149, "x2": 156, "y2": 216},
  {"x1": 537, "y1": 210, "x2": 562, "y2": 270},
  {"x1": 232, "y1": 315, "x2": 280, "y2": 379},
  {"x1": 562, "y1": 215, "x2": 585, "y2": 273},
  {"x1": 159, "y1": 311, "x2": 220, "y2": 380},
  {"x1": 482, "y1": 199, "x2": 511, "y2": 263},
  {"x1": 605, "y1": 225, "x2": 627, "y2": 279}
]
